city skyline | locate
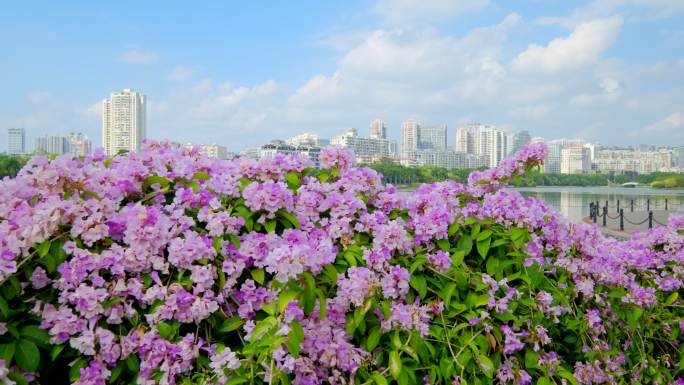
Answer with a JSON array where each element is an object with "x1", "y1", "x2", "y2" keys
[{"x1": 2, "y1": 1, "x2": 684, "y2": 152}]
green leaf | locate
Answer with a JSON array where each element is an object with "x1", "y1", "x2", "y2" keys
[
  {"x1": 15, "y1": 339, "x2": 40, "y2": 372},
  {"x1": 537, "y1": 377, "x2": 553, "y2": 385},
  {"x1": 409, "y1": 275, "x2": 427, "y2": 298},
  {"x1": 192, "y1": 171, "x2": 211, "y2": 180},
  {"x1": 251, "y1": 268, "x2": 265, "y2": 285},
  {"x1": 525, "y1": 350, "x2": 540, "y2": 369},
  {"x1": 155, "y1": 321, "x2": 175, "y2": 340},
  {"x1": 187, "y1": 180, "x2": 200, "y2": 193},
  {"x1": 366, "y1": 326, "x2": 382, "y2": 351},
  {"x1": 20, "y1": 325, "x2": 50, "y2": 347},
  {"x1": 476, "y1": 229, "x2": 492, "y2": 241},
  {"x1": 389, "y1": 351, "x2": 403, "y2": 379},
  {"x1": 144, "y1": 175, "x2": 171, "y2": 189},
  {"x1": 476, "y1": 354, "x2": 493, "y2": 377},
  {"x1": 476, "y1": 237, "x2": 491, "y2": 259},
  {"x1": 37, "y1": 240, "x2": 51, "y2": 258},
  {"x1": 284, "y1": 172, "x2": 301, "y2": 189},
  {"x1": 286, "y1": 320, "x2": 305, "y2": 357},
  {"x1": 0, "y1": 296, "x2": 10, "y2": 318},
  {"x1": 0, "y1": 342, "x2": 15, "y2": 363},
  {"x1": 456, "y1": 234, "x2": 472, "y2": 254},
  {"x1": 265, "y1": 219, "x2": 277, "y2": 233},
  {"x1": 218, "y1": 317, "x2": 244, "y2": 333},
  {"x1": 447, "y1": 222, "x2": 460, "y2": 236},
  {"x1": 126, "y1": 355, "x2": 140, "y2": 372},
  {"x1": 278, "y1": 290, "x2": 299, "y2": 313},
  {"x1": 226, "y1": 376, "x2": 249, "y2": 385},
  {"x1": 277, "y1": 210, "x2": 300, "y2": 229},
  {"x1": 50, "y1": 344, "x2": 66, "y2": 361},
  {"x1": 557, "y1": 369, "x2": 579, "y2": 385},
  {"x1": 436, "y1": 239, "x2": 450, "y2": 252},
  {"x1": 70, "y1": 358, "x2": 88, "y2": 381},
  {"x1": 372, "y1": 373, "x2": 389, "y2": 385},
  {"x1": 7, "y1": 372, "x2": 30, "y2": 385},
  {"x1": 666, "y1": 291, "x2": 679, "y2": 305}
]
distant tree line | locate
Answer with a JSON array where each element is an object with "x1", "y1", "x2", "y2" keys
[
  {"x1": 0, "y1": 155, "x2": 29, "y2": 178},
  {"x1": 367, "y1": 161, "x2": 684, "y2": 188}
]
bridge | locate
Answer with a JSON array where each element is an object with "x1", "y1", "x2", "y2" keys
[{"x1": 620, "y1": 182, "x2": 639, "y2": 187}]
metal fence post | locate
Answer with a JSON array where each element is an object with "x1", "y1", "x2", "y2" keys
[
  {"x1": 649, "y1": 211, "x2": 653, "y2": 229},
  {"x1": 647, "y1": 199, "x2": 650, "y2": 211},
  {"x1": 603, "y1": 206, "x2": 607, "y2": 227},
  {"x1": 617, "y1": 200, "x2": 620, "y2": 213},
  {"x1": 620, "y1": 209, "x2": 624, "y2": 231},
  {"x1": 630, "y1": 199, "x2": 634, "y2": 212},
  {"x1": 665, "y1": 199, "x2": 668, "y2": 210},
  {"x1": 592, "y1": 203, "x2": 597, "y2": 223}
]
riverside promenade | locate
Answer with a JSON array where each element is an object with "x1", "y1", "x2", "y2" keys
[{"x1": 584, "y1": 208, "x2": 675, "y2": 239}]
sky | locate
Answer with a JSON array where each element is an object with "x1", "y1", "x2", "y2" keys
[{"x1": 1, "y1": 0, "x2": 684, "y2": 152}]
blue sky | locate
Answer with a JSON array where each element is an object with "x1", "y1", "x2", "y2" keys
[{"x1": 2, "y1": 0, "x2": 684, "y2": 152}]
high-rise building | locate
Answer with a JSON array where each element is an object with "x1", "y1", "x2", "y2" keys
[
  {"x1": 456, "y1": 124, "x2": 508, "y2": 168},
  {"x1": 287, "y1": 133, "x2": 321, "y2": 147},
  {"x1": 69, "y1": 132, "x2": 93, "y2": 157},
  {"x1": 455, "y1": 124, "x2": 479, "y2": 154},
  {"x1": 510, "y1": 130, "x2": 531, "y2": 155},
  {"x1": 560, "y1": 147, "x2": 591, "y2": 174},
  {"x1": 401, "y1": 118, "x2": 420, "y2": 153},
  {"x1": 418, "y1": 125, "x2": 447, "y2": 151},
  {"x1": 7, "y1": 128, "x2": 25, "y2": 155},
  {"x1": 677, "y1": 147, "x2": 684, "y2": 169},
  {"x1": 34, "y1": 135, "x2": 70, "y2": 155},
  {"x1": 370, "y1": 119, "x2": 387, "y2": 140},
  {"x1": 331, "y1": 128, "x2": 391, "y2": 163},
  {"x1": 102, "y1": 88, "x2": 146, "y2": 156}
]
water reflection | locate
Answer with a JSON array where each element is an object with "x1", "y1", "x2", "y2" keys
[{"x1": 513, "y1": 187, "x2": 684, "y2": 223}]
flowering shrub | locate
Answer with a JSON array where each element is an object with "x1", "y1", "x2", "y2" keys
[{"x1": 0, "y1": 141, "x2": 683, "y2": 385}]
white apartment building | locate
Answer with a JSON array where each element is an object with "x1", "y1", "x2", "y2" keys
[
  {"x1": 401, "y1": 118, "x2": 420, "y2": 153},
  {"x1": 183, "y1": 143, "x2": 228, "y2": 159},
  {"x1": 370, "y1": 119, "x2": 387, "y2": 140},
  {"x1": 34, "y1": 135, "x2": 70, "y2": 155},
  {"x1": 259, "y1": 141, "x2": 321, "y2": 167},
  {"x1": 287, "y1": 133, "x2": 321, "y2": 147},
  {"x1": 7, "y1": 128, "x2": 25, "y2": 155},
  {"x1": 102, "y1": 88, "x2": 146, "y2": 156},
  {"x1": 594, "y1": 149, "x2": 678, "y2": 174},
  {"x1": 401, "y1": 150, "x2": 488, "y2": 169},
  {"x1": 69, "y1": 132, "x2": 93, "y2": 157},
  {"x1": 455, "y1": 123, "x2": 508, "y2": 168},
  {"x1": 560, "y1": 147, "x2": 591, "y2": 174},
  {"x1": 331, "y1": 128, "x2": 391, "y2": 162},
  {"x1": 419, "y1": 125, "x2": 447, "y2": 151}
]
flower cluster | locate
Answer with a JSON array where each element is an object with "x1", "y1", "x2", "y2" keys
[{"x1": 0, "y1": 140, "x2": 682, "y2": 385}]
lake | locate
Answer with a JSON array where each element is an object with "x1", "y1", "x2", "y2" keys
[{"x1": 513, "y1": 186, "x2": 684, "y2": 223}]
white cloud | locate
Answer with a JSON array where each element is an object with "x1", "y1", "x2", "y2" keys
[
  {"x1": 373, "y1": 0, "x2": 489, "y2": 24},
  {"x1": 537, "y1": 0, "x2": 684, "y2": 27},
  {"x1": 571, "y1": 77, "x2": 621, "y2": 106},
  {"x1": 119, "y1": 49, "x2": 159, "y2": 64},
  {"x1": 169, "y1": 66, "x2": 197, "y2": 81},
  {"x1": 512, "y1": 17, "x2": 622, "y2": 74},
  {"x1": 83, "y1": 101, "x2": 101, "y2": 117},
  {"x1": 644, "y1": 112, "x2": 684, "y2": 133},
  {"x1": 27, "y1": 91, "x2": 50, "y2": 103}
]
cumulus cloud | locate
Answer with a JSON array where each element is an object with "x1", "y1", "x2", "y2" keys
[
  {"x1": 119, "y1": 49, "x2": 159, "y2": 64},
  {"x1": 169, "y1": 66, "x2": 197, "y2": 81},
  {"x1": 644, "y1": 112, "x2": 684, "y2": 133},
  {"x1": 373, "y1": 0, "x2": 489, "y2": 24},
  {"x1": 570, "y1": 77, "x2": 621, "y2": 106},
  {"x1": 512, "y1": 17, "x2": 622, "y2": 74}
]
